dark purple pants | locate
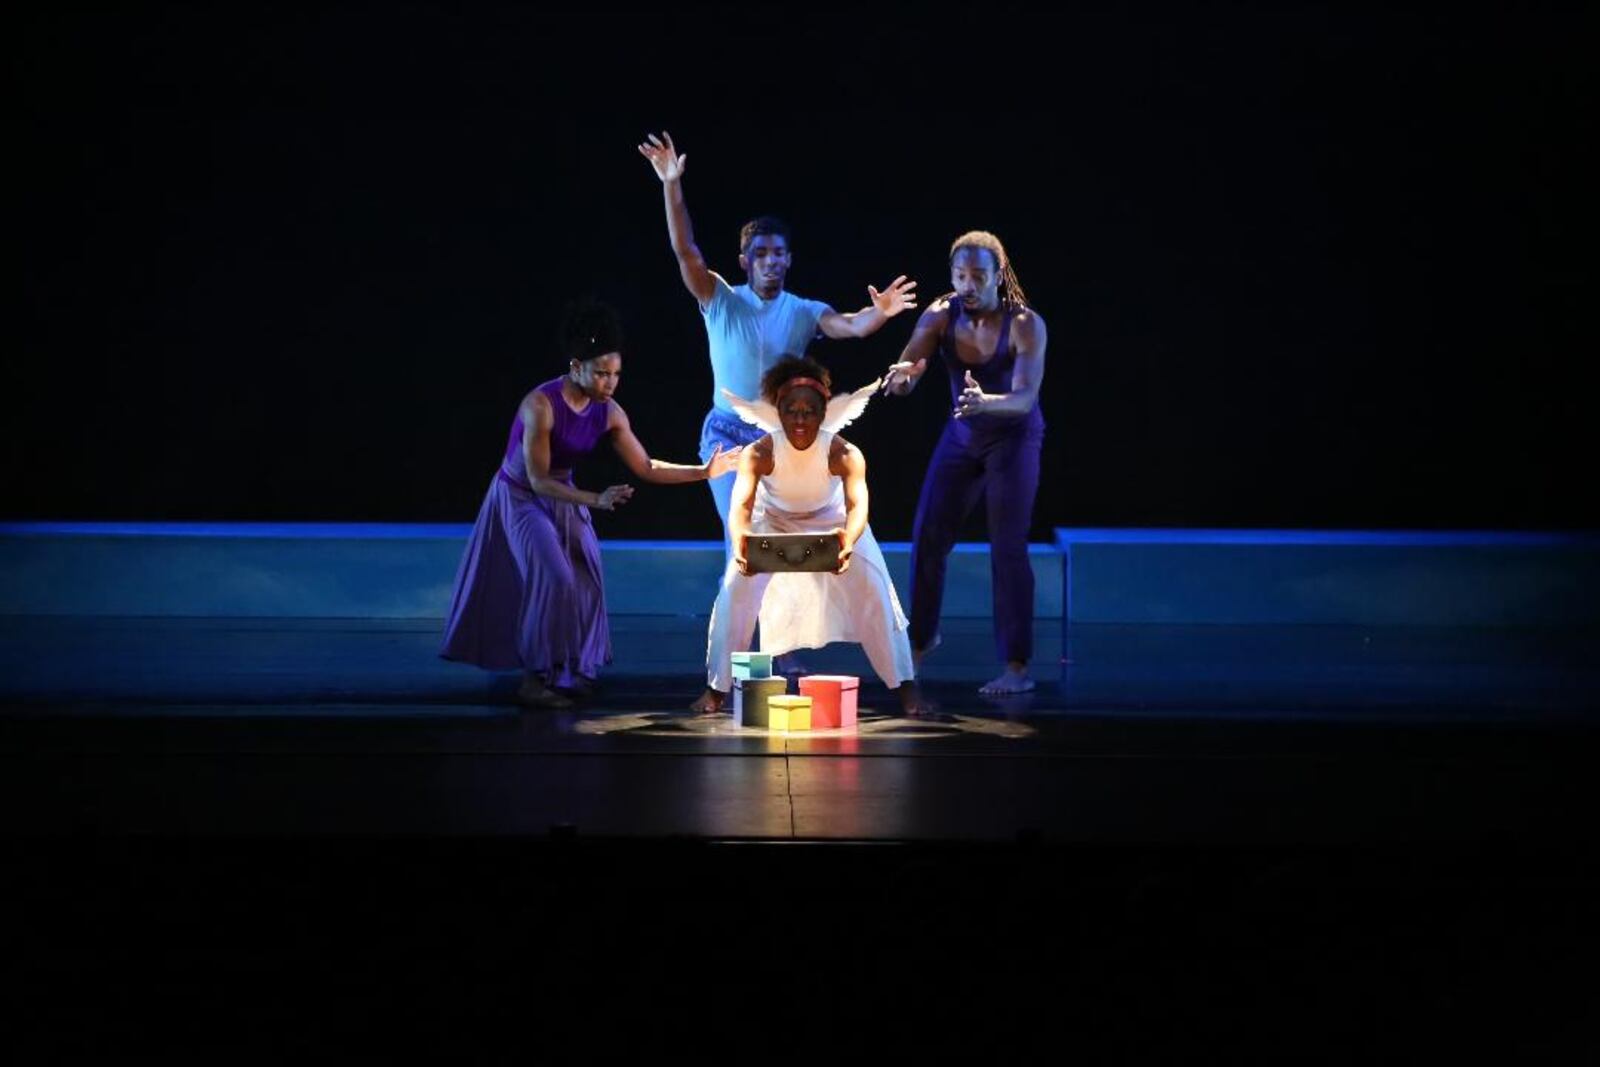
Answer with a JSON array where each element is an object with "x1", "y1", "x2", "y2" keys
[{"x1": 908, "y1": 412, "x2": 1044, "y2": 664}]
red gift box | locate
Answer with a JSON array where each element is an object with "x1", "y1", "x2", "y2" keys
[{"x1": 797, "y1": 675, "x2": 860, "y2": 729}]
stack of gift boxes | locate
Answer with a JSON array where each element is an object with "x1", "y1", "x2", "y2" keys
[{"x1": 731, "y1": 653, "x2": 859, "y2": 731}]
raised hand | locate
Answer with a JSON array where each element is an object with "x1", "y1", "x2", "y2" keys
[
  {"x1": 637, "y1": 131, "x2": 687, "y2": 183},
  {"x1": 705, "y1": 443, "x2": 742, "y2": 479},
  {"x1": 866, "y1": 275, "x2": 918, "y2": 318},
  {"x1": 595, "y1": 484, "x2": 635, "y2": 510}
]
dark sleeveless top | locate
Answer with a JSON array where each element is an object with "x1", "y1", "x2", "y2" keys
[
  {"x1": 498, "y1": 377, "x2": 612, "y2": 489},
  {"x1": 937, "y1": 297, "x2": 1043, "y2": 432}
]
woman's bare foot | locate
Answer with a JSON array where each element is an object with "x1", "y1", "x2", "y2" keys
[
  {"x1": 689, "y1": 687, "x2": 727, "y2": 714},
  {"x1": 557, "y1": 675, "x2": 596, "y2": 702},
  {"x1": 978, "y1": 664, "x2": 1035, "y2": 696},
  {"x1": 518, "y1": 673, "x2": 574, "y2": 709},
  {"x1": 897, "y1": 681, "x2": 936, "y2": 718}
]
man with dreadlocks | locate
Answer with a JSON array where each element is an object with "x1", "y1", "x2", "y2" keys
[
  {"x1": 884, "y1": 231, "x2": 1047, "y2": 696},
  {"x1": 692, "y1": 355, "x2": 926, "y2": 717}
]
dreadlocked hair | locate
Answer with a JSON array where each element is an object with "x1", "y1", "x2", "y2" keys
[
  {"x1": 760, "y1": 354, "x2": 831, "y2": 405},
  {"x1": 949, "y1": 230, "x2": 1030, "y2": 310},
  {"x1": 558, "y1": 298, "x2": 625, "y2": 364}
]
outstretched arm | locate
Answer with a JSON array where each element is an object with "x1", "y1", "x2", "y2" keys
[
  {"x1": 817, "y1": 275, "x2": 919, "y2": 339},
  {"x1": 726, "y1": 438, "x2": 773, "y2": 576},
  {"x1": 829, "y1": 437, "x2": 870, "y2": 575},
  {"x1": 607, "y1": 402, "x2": 741, "y2": 485},
  {"x1": 953, "y1": 308, "x2": 1047, "y2": 419},
  {"x1": 883, "y1": 300, "x2": 948, "y2": 396},
  {"x1": 522, "y1": 392, "x2": 633, "y2": 510},
  {"x1": 638, "y1": 131, "x2": 717, "y2": 307}
]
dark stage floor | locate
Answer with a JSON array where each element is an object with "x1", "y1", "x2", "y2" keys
[
  {"x1": 3, "y1": 615, "x2": 1597, "y2": 840},
  {"x1": 5, "y1": 615, "x2": 1598, "y2": 1056}
]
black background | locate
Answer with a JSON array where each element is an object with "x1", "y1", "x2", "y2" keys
[{"x1": 14, "y1": 4, "x2": 1594, "y2": 540}]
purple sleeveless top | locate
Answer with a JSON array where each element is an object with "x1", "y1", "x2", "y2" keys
[
  {"x1": 938, "y1": 297, "x2": 1042, "y2": 431},
  {"x1": 498, "y1": 377, "x2": 612, "y2": 489}
]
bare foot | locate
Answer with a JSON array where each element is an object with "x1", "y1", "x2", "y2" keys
[
  {"x1": 978, "y1": 666, "x2": 1035, "y2": 696},
  {"x1": 518, "y1": 674, "x2": 574, "y2": 709},
  {"x1": 556, "y1": 675, "x2": 596, "y2": 702},
  {"x1": 773, "y1": 652, "x2": 809, "y2": 676},
  {"x1": 897, "y1": 682, "x2": 936, "y2": 718},
  {"x1": 912, "y1": 634, "x2": 942, "y2": 669},
  {"x1": 689, "y1": 687, "x2": 727, "y2": 714}
]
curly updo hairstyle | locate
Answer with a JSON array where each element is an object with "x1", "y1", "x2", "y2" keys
[
  {"x1": 760, "y1": 354, "x2": 832, "y2": 405},
  {"x1": 558, "y1": 298, "x2": 625, "y2": 364}
]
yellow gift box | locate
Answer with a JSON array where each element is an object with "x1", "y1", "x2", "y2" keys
[{"x1": 766, "y1": 695, "x2": 812, "y2": 732}]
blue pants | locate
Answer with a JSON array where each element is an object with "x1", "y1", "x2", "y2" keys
[
  {"x1": 908, "y1": 413, "x2": 1044, "y2": 665},
  {"x1": 698, "y1": 408, "x2": 769, "y2": 556}
]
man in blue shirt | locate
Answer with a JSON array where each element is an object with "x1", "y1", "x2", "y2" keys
[{"x1": 638, "y1": 131, "x2": 919, "y2": 540}]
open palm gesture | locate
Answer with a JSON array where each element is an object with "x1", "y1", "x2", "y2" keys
[
  {"x1": 637, "y1": 131, "x2": 687, "y2": 183},
  {"x1": 954, "y1": 370, "x2": 993, "y2": 418},
  {"x1": 867, "y1": 275, "x2": 918, "y2": 318},
  {"x1": 704, "y1": 444, "x2": 742, "y2": 479}
]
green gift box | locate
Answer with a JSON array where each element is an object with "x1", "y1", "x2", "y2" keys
[{"x1": 734, "y1": 677, "x2": 788, "y2": 728}]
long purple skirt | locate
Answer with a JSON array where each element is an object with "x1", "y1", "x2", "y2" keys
[{"x1": 438, "y1": 475, "x2": 611, "y2": 686}]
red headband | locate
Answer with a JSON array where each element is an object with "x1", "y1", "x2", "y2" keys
[{"x1": 775, "y1": 376, "x2": 830, "y2": 403}]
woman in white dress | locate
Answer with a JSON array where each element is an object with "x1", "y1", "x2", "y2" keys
[{"x1": 692, "y1": 356, "x2": 928, "y2": 716}]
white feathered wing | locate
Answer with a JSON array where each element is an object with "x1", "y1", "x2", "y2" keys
[
  {"x1": 720, "y1": 377, "x2": 882, "y2": 435},
  {"x1": 719, "y1": 389, "x2": 780, "y2": 433},
  {"x1": 821, "y1": 378, "x2": 882, "y2": 432}
]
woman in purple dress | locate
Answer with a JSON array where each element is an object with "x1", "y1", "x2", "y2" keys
[{"x1": 440, "y1": 302, "x2": 741, "y2": 707}]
